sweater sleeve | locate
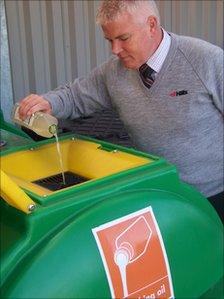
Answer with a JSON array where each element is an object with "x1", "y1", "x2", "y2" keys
[
  {"x1": 203, "y1": 45, "x2": 223, "y2": 115},
  {"x1": 179, "y1": 36, "x2": 223, "y2": 116},
  {"x1": 42, "y1": 62, "x2": 113, "y2": 119}
]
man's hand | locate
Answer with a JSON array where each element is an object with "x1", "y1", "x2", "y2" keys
[{"x1": 18, "y1": 94, "x2": 52, "y2": 120}]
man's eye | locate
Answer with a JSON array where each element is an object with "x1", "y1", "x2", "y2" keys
[
  {"x1": 120, "y1": 35, "x2": 130, "y2": 41},
  {"x1": 105, "y1": 38, "x2": 112, "y2": 43}
]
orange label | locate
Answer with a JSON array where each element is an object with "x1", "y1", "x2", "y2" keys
[{"x1": 92, "y1": 207, "x2": 174, "y2": 299}]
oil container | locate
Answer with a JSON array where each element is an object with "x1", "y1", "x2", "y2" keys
[{"x1": 0, "y1": 127, "x2": 223, "y2": 299}]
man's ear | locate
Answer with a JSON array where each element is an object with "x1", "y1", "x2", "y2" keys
[{"x1": 146, "y1": 15, "x2": 158, "y2": 34}]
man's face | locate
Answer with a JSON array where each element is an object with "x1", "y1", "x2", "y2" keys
[{"x1": 102, "y1": 12, "x2": 158, "y2": 69}]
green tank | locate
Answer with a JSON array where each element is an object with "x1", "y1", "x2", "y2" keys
[{"x1": 0, "y1": 126, "x2": 223, "y2": 299}]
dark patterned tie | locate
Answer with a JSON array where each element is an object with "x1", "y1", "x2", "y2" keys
[{"x1": 139, "y1": 63, "x2": 156, "y2": 89}]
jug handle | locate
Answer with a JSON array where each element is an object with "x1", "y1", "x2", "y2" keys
[{"x1": 0, "y1": 170, "x2": 36, "y2": 214}]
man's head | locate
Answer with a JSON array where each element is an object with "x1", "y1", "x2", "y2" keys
[{"x1": 96, "y1": 0, "x2": 162, "y2": 69}]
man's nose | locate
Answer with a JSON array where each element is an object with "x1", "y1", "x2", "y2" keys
[{"x1": 111, "y1": 40, "x2": 122, "y2": 55}]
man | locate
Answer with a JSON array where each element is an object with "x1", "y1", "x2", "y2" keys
[{"x1": 18, "y1": 0, "x2": 223, "y2": 218}]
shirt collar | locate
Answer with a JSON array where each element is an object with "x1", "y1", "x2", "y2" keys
[{"x1": 146, "y1": 28, "x2": 171, "y2": 73}]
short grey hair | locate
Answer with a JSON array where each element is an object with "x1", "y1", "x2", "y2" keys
[{"x1": 96, "y1": 0, "x2": 160, "y2": 25}]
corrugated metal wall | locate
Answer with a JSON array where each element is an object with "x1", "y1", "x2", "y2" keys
[{"x1": 5, "y1": 0, "x2": 223, "y2": 102}]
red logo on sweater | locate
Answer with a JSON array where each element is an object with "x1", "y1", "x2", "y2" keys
[
  {"x1": 169, "y1": 90, "x2": 188, "y2": 97},
  {"x1": 169, "y1": 91, "x2": 177, "y2": 97}
]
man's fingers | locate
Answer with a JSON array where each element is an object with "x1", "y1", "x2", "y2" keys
[
  {"x1": 26, "y1": 101, "x2": 51, "y2": 116},
  {"x1": 19, "y1": 94, "x2": 40, "y2": 118},
  {"x1": 18, "y1": 94, "x2": 52, "y2": 119}
]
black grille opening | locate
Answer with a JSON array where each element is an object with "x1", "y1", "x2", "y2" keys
[{"x1": 32, "y1": 171, "x2": 89, "y2": 191}]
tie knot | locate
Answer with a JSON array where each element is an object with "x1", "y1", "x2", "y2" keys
[
  {"x1": 139, "y1": 63, "x2": 155, "y2": 77},
  {"x1": 139, "y1": 63, "x2": 156, "y2": 89}
]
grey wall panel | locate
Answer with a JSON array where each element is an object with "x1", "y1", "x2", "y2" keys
[
  {"x1": 93, "y1": 0, "x2": 110, "y2": 66},
  {"x1": 4, "y1": 0, "x2": 223, "y2": 103},
  {"x1": 171, "y1": 0, "x2": 223, "y2": 48},
  {"x1": 39, "y1": 1, "x2": 51, "y2": 91},
  {"x1": 5, "y1": 1, "x2": 27, "y2": 100},
  {"x1": 156, "y1": 0, "x2": 172, "y2": 31},
  {"x1": 216, "y1": 0, "x2": 223, "y2": 48},
  {"x1": 61, "y1": 0, "x2": 73, "y2": 83},
  {"x1": 29, "y1": 1, "x2": 47, "y2": 93},
  {"x1": 52, "y1": 1, "x2": 67, "y2": 85},
  {"x1": 1, "y1": 0, "x2": 13, "y2": 122},
  {"x1": 73, "y1": 0, "x2": 91, "y2": 76}
]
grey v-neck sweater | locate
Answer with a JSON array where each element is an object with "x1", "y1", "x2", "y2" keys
[{"x1": 44, "y1": 33, "x2": 223, "y2": 197}]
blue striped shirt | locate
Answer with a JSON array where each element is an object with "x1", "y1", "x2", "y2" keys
[{"x1": 146, "y1": 29, "x2": 171, "y2": 75}]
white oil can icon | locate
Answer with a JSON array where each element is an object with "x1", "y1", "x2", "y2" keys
[{"x1": 114, "y1": 216, "x2": 152, "y2": 297}]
